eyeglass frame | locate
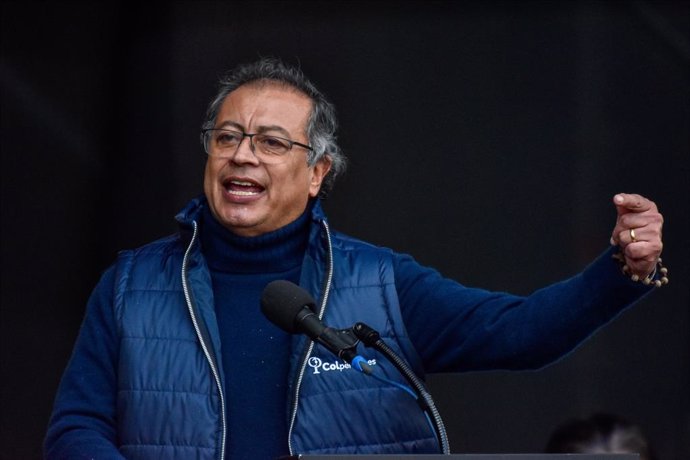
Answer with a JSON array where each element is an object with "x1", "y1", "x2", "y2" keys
[{"x1": 201, "y1": 128, "x2": 314, "y2": 161}]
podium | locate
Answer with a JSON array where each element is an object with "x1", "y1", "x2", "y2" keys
[{"x1": 288, "y1": 455, "x2": 639, "y2": 460}]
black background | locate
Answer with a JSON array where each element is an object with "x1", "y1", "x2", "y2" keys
[{"x1": 1, "y1": 1, "x2": 688, "y2": 459}]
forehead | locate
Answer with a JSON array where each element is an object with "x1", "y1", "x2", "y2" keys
[{"x1": 217, "y1": 82, "x2": 313, "y2": 133}]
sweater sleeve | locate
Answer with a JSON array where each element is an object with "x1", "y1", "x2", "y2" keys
[
  {"x1": 395, "y1": 245, "x2": 655, "y2": 373},
  {"x1": 44, "y1": 266, "x2": 125, "y2": 460}
]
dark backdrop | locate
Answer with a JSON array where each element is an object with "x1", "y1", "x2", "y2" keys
[{"x1": 1, "y1": 1, "x2": 688, "y2": 459}]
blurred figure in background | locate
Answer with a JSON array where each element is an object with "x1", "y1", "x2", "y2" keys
[{"x1": 546, "y1": 412, "x2": 657, "y2": 460}]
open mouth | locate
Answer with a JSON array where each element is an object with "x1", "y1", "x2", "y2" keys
[{"x1": 223, "y1": 178, "x2": 265, "y2": 196}]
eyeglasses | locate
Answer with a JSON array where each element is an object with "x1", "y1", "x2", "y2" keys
[{"x1": 201, "y1": 128, "x2": 313, "y2": 164}]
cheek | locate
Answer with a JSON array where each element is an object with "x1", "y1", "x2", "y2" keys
[
  {"x1": 203, "y1": 160, "x2": 227, "y2": 204},
  {"x1": 270, "y1": 163, "x2": 312, "y2": 195},
  {"x1": 203, "y1": 162, "x2": 215, "y2": 196}
]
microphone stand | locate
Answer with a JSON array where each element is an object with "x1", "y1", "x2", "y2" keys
[{"x1": 352, "y1": 322, "x2": 451, "y2": 455}]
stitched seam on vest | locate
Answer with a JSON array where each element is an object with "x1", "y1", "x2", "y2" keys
[
  {"x1": 310, "y1": 437, "x2": 436, "y2": 451},
  {"x1": 120, "y1": 443, "x2": 215, "y2": 449},
  {"x1": 120, "y1": 336, "x2": 197, "y2": 342},
  {"x1": 123, "y1": 288, "x2": 184, "y2": 293},
  {"x1": 332, "y1": 281, "x2": 394, "y2": 288},
  {"x1": 299, "y1": 386, "x2": 408, "y2": 398},
  {"x1": 118, "y1": 388, "x2": 213, "y2": 396}
]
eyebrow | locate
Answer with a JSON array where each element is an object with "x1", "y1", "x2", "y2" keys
[{"x1": 215, "y1": 121, "x2": 293, "y2": 138}]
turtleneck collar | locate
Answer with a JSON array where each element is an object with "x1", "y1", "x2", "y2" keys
[{"x1": 200, "y1": 201, "x2": 313, "y2": 274}]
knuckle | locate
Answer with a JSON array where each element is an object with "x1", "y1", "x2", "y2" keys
[{"x1": 624, "y1": 245, "x2": 637, "y2": 258}]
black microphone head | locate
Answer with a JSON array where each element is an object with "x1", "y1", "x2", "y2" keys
[{"x1": 261, "y1": 280, "x2": 317, "y2": 334}]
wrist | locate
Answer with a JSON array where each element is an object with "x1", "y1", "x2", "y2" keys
[{"x1": 612, "y1": 252, "x2": 669, "y2": 288}]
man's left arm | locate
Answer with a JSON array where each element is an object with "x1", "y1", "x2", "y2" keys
[{"x1": 395, "y1": 192, "x2": 665, "y2": 373}]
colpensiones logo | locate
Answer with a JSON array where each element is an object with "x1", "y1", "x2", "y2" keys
[{"x1": 307, "y1": 356, "x2": 378, "y2": 375}]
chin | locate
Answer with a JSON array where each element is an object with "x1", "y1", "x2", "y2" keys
[{"x1": 219, "y1": 212, "x2": 265, "y2": 236}]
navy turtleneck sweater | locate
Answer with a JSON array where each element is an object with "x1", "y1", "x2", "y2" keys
[{"x1": 200, "y1": 204, "x2": 311, "y2": 459}]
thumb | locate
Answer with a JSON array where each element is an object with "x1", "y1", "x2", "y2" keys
[{"x1": 613, "y1": 193, "x2": 629, "y2": 218}]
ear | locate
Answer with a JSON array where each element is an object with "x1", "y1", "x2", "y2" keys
[{"x1": 308, "y1": 156, "x2": 332, "y2": 197}]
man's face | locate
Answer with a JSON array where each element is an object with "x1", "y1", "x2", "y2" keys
[{"x1": 203, "y1": 83, "x2": 331, "y2": 237}]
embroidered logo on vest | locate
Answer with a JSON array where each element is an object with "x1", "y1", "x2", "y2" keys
[{"x1": 307, "y1": 356, "x2": 378, "y2": 375}]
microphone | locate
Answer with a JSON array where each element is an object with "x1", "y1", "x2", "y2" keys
[
  {"x1": 261, "y1": 281, "x2": 448, "y2": 452},
  {"x1": 260, "y1": 280, "x2": 369, "y2": 371},
  {"x1": 262, "y1": 281, "x2": 449, "y2": 453}
]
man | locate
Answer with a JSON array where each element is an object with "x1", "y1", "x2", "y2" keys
[{"x1": 44, "y1": 58, "x2": 666, "y2": 459}]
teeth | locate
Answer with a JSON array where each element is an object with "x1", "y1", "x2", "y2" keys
[
  {"x1": 229, "y1": 190, "x2": 259, "y2": 196},
  {"x1": 224, "y1": 179, "x2": 262, "y2": 196}
]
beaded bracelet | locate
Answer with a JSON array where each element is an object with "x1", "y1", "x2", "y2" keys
[{"x1": 612, "y1": 252, "x2": 669, "y2": 288}]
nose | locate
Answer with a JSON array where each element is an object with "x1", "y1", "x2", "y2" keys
[{"x1": 231, "y1": 134, "x2": 260, "y2": 165}]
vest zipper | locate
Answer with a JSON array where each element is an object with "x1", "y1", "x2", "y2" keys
[
  {"x1": 287, "y1": 220, "x2": 335, "y2": 455},
  {"x1": 181, "y1": 220, "x2": 227, "y2": 460}
]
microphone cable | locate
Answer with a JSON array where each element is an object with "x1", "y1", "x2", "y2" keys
[
  {"x1": 355, "y1": 361, "x2": 440, "y2": 449},
  {"x1": 352, "y1": 322, "x2": 451, "y2": 455}
]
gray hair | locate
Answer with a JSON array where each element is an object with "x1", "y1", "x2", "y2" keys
[{"x1": 201, "y1": 57, "x2": 346, "y2": 198}]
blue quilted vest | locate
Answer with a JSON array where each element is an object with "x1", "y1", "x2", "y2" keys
[{"x1": 113, "y1": 198, "x2": 439, "y2": 459}]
